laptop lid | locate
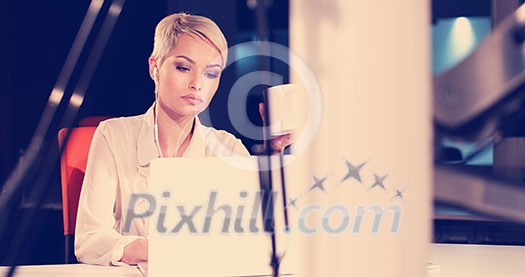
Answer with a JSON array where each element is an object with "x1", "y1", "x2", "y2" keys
[{"x1": 147, "y1": 156, "x2": 295, "y2": 276}]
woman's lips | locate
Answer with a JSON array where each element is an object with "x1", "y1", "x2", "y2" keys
[{"x1": 181, "y1": 94, "x2": 203, "y2": 104}]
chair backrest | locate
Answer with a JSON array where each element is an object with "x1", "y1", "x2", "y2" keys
[
  {"x1": 58, "y1": 127, "x2": 97, "y2": 236},
  {"x1": 78, "y1": 116, "x2": 112, "y2": 127},
  {"x1": 58, "y1": 127, "x2": 97, "y2": 263},
  {"x1": 78, "y1": 115, "x2": 113, "y2": 127}
]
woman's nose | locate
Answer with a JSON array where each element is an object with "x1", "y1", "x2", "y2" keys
[{"x1": 189, "y1": 74, "x2": 203, "y2": 91}]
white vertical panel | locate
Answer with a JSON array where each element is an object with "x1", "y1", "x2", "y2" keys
[{"x1": 288, "y1": 0, "x2": 432, "y2": 276}]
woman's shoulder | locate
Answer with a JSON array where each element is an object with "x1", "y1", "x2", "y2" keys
[
  {"x1": 199, "y1": 124, "x2": 239, "y2": 142},
  {"x1": 198, "y1": 124, "x2": 250, "y2": 156},
  {"x1": 96, "y1": 114, "x2": 145, "y2": 139}
]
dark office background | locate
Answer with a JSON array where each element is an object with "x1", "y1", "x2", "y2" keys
[{"x1": 2, "y1": 0, "x2": 525, "y2": 266}]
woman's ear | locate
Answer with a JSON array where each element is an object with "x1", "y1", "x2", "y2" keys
[{"x1": 148, "y1": 57, "x2": 158, "y2": 82}]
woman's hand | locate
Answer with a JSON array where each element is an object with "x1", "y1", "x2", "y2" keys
[
  {"x1": 259, "y1": 103, "x2": 294, "y2": 154},
  {"x1": 269, "y1": 133, "x2": 292, "y2": 154},
  {"x1": 121, "y1": 238, "x2": 148, "y2": 265}
]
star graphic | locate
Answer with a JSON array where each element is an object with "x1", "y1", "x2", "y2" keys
[
  {"x1": 389, "y1": 188, "x2": 406, "y2": 202},
  {"x1": 394, "y1": 189, "x2": 404, "y2": 199},
  {"x1": 367, "y1": 173, "x2": 388, "y2": 191},
  {"x1": 340, "y1": 160, "x2": 366, "y2": 184},
  {"x1": 308, "y1": 174, "x2": 328, "y2": 193},
  {"x1": 286, "y1": 197, "x2": 299, "y2": 209}
]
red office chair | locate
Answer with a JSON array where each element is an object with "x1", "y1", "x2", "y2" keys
[{"x1": 58, "y1": 127, "x2": 97, "y2": 263}]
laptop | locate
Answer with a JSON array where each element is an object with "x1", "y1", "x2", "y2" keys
[{"x1": 145, "y1": 157, "x2": 296, "y2": 276}]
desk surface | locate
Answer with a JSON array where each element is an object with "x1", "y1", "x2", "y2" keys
[
  {"x1": 0, "y1": 263, "x2": 141, "y2": 276},
  {"x1": 427, "y1": 243, "x2": 525, "y2": 277},
  {"x1": 1, "y1": 244, "x2": 525, "y2": 276}
]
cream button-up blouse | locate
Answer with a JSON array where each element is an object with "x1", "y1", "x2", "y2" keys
[{"x1": 74, "y1": 105, "x2": 249, "y2": 266}]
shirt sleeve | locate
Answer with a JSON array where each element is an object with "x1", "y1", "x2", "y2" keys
[
  {"x1": 231, "y1": 137, "x2": 250, "y2": 156},
  {"x1": 74, "y1": 124, "x2": 143, "y2": 266}
]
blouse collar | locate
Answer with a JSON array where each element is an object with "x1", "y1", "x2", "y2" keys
[{"x1": 136, "y1": 104, "x2": 206, "y2": 167}]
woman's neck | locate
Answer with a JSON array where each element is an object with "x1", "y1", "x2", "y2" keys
[{"x1": 155, "y1": 103, "x2": 195, "y2": 157}]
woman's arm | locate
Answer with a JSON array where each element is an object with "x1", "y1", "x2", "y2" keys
[{"x1": 74, "y1": 124, "x2": 145, "y2": 265}]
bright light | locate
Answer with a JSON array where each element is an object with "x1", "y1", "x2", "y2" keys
[
  {"x1": 450, "y1": 17, "x2": 475, "y2": 61},
  {"x1": 70, "y1": 92, "x2": 84, "y2": 108},
  {"x1": 517, "y1": 6, "x2": 525, "y2": 22},
  {"x1": 49, "y1": 88, "x2": 64, "y2": 105}
]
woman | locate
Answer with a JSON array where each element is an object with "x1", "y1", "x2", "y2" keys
[{"x1": 75, "y1": 12, "x2": 290, "y2": 266}]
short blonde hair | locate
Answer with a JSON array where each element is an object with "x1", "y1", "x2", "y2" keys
[{"x1": 151, "y1": 13, "x2": 228, "y2": 66}]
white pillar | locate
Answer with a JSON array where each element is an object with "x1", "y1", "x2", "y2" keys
[{"x1": 287, "y1": 1, "x2": 432, "y2": 276}]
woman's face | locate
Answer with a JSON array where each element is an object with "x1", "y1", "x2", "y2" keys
[{"x1": 150, "y1": 34, "x2": 223, "y2": 119}]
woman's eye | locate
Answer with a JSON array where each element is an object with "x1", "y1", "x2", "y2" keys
[
  {"x1": 176, "y1": 66, "x2": 190, "y2": 72},
  {"x1": 204, "y1": 71, "x2": 219, "y2": 79}
]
